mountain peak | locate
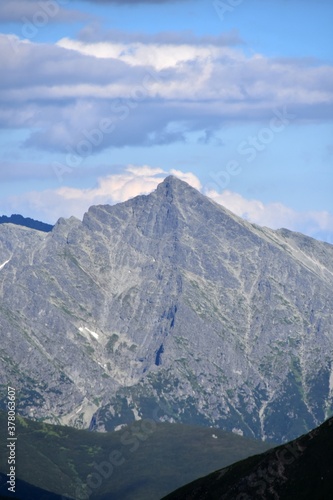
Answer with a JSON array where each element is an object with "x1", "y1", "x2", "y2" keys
[
  {"x1": 162, "y1": 174, "x2": 179, "y2": 183},
  {"x1": 154, "y1": 175, "x2": 209, "y2": 209},
  {"x1": 156, "y1": 174, "x2": 191, "y2": 195},
  {"x1": 161, "y1": 174, "x2": 185, "y2": 185},
  {"x1": 2, "y1": 169, "x2": 333, "y2": 444}
]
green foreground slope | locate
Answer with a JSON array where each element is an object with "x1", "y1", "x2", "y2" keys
[{"x1": 0, "y1": 412, "x2": 270, "y2": 499}]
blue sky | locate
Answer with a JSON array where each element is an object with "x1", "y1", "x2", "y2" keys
[{"x1": 0, "y1": 0, "x2": 332, "y2": 242}]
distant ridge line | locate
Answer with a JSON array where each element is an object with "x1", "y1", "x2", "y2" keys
[{"x1": 0, "y1": 214, "x2": 53, "y2": 233}]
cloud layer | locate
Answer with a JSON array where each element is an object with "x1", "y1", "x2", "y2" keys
[
  {"x1": 3, "y1": 166, "x2": 200, "y2": 222},
  {"x1": 1, "y1": 32, "x2": 332, "y2": 154},
  {"x1": 206, "y1": 189, "x2": 333, "y2": 242},
  {"x1": 0, "y1": 1, "x2": 87, "y2": 23}
]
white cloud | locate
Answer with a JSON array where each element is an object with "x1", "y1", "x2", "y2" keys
[
  {"x1": 4, "y1": 166, "x2": 201, "y2": 223},
  {"x1": 3, "y1": 168, "x2": 333, "y2": 243},
  {"x1": 56, "y1": 37, "x2": 223, "y2": 71},
  {"x1": 56, "y1": 165, "x2": 166, "y2": 206},
  {"x1": 55, "y1": 37, "x2": 333, "y2": 104},
  {"x1": 206, "y1": 189, "x2": 333, "y2": 239},
  {"x1": 169, "y1": 169, "x2": 202, "y2": 190},
  {"x1": 1, "y1": 33, "x2": 332, "y2": 152}
]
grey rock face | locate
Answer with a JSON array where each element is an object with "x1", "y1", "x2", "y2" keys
[{"x1": 0, "y1": 176, "x2": 332, "y2": 442}]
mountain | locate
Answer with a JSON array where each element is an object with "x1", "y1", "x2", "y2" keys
[
  {"x1": 0, "y1": 411, "x2": 270, "y2": 500},
  {"x1": 0, "y1": 176, "x2": 333, "y2": 442},
  {"x1": 0, "y1": 214, "x2": 53, "y2": 233},
  {"x1": 162, "y1": 415, "x2": 333, "y2": 500}
]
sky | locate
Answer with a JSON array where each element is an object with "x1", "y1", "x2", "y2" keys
[{"x1": 0, "y1": 0, "x2": 332, "y2": 243}]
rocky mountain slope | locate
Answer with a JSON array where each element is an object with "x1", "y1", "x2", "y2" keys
[
  {"x1": 162, "y1": 415, "x2": 333, "y2": 500},
  {"x1": 0, "y1": 176, "x2": 332, "y2": 442}
]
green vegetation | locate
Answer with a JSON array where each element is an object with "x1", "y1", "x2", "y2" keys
[
  {"x1": 0, "y1": 410, "x2": 270, "y2": 500},
  {"x1": 106, "y1": 333, "x2": 119, "y2": 353}
]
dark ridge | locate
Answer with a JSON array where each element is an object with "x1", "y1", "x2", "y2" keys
[
  {"x1": 162, "y1": 416, "x2": 333, "y2": 500},
  {"x1": 0, "y1": 214, "x2": 53, "y2": 233},
  {"x1": 0, "y1": 472, "x2": 74, "y2": 500}
]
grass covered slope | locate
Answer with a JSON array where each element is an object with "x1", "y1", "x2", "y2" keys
[
  {"x1": 0, "y1": 412, "x2": 270, "y2": 500},
  {"x1": 162, "y1": 416, "x2": 333, "y2": 500}
]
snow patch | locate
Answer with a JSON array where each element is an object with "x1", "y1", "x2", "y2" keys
[
  {"x1": 0, "y1": 259, "x2": 10, "y2": 270},
  {"x1": 259, "y1": 402, "x2": 268, "y2": 439},
  {"x1": 86, "y1": 328, "x2": 99, "y2": 339},
  {"x1": 329, "y1": 364, "x2": 333, "y2": 394},
  {"x1": 79, "y1": 326, "x2": 99, "y2": 340},
  {"x1": 232, "y1": 428, "x2": 244, "y2": 436},
  {"x1": 132, "y1": 407, "x2": 140, "y2": 421},
  {"x1": 114, "y1": 424, "x2": 127, "y2": 432}
]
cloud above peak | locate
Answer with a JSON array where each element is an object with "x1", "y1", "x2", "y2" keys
[
  {"x1": 3, "y1": 165, "x2": 332, "y2": 244},
  {"x1": 1, "y1": 30, "x2": 332, "y2": 155},
  {"x1": 3, "y1": 166, "x2": 201, "y2": 223},
  {"x1": 206, "y1": 189, "x2": 333, "y2": 243}
]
